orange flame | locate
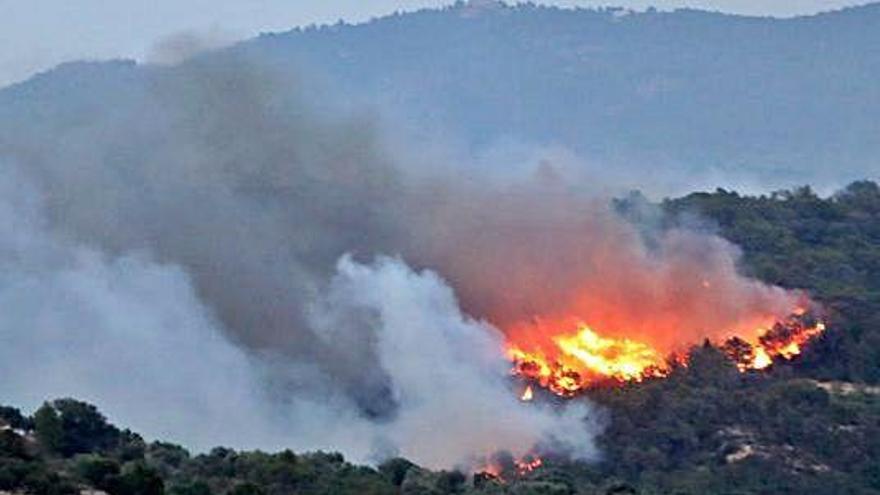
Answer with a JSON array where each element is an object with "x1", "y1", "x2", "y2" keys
[
  {"x1": 476, "y1": 454, "x2": 544, "y2": 482},
  {"x1": 515, "y1": 456, "x2": 543, "y2": 475},
  {"x1": 508, "y1": 313, "x2": 825, "y2": 395},
  {"x1": 724, "y1": 320, "x2": 826, "y2": 372}
]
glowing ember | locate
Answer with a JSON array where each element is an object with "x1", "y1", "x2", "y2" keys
[
  {"x1": 751, "y1": 347, "x2": 773, "y2": 370},
  {"x1": 508, "y1": 324, "x2": 670, "y2": 396},
  {"x1": 555, "y1": 325, "x2": 665, "y2": 381},
  {"x1": 515, "y1": 456, "x2": 543, "y2": 476},
  {"x1": 476, "y1": 454, "x2": 544, "y2": 482},
  {"x1": 508, "y1": 314, "x2": 825, "y2": 395},
  {"x1": 520, "y1": 385, "x2": 534, "y2": 402},
  {"x1": 724, "y1": 318, "x2": 826, "y2": 372}
]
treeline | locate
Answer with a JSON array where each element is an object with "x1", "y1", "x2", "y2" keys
[
  {"x1": 662, "y1": 180, "x2": 880, "y2": 383},
  {"x1": 591, "y1": 179, "x2": 880, "y2": 493},
  {"x1": 0, "y1": 398, "x2": 620, "y2": 495},
  {"x1": 5, "y1": 368, "x2": 878, "y2": 494},
  {"x1": 1, "y1": 399, "x2": 399, "y2": 495},
  {"x1": 587, "y1": 346, "x2": 880, "y2": 494}
]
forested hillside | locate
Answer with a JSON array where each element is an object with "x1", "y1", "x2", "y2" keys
[
  {"x1": 3, "y1": 181, "x2": 878, "y2": 495},
  {"x1": 3, "y1": 3, "x2": 880, "y2": 189},
  {"x1": 662, "y1": 180, "x2": 880, "y2": 382},
  {"x1": 229, "y1": 1, "x2": 880, "y2": 185}
]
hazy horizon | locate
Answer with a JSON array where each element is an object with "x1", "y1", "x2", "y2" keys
[{"x1": 1, "y1": 0, "x2": 873, "y2": 88}]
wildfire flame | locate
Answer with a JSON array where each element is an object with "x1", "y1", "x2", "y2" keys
[
  {"x1": 507, "y1": 313, "x2": 825, "y2": 395},
  {"x1": 476, "y1": 453, "x2": 544, "y2": 483},
  {"x1": 515, "y1": 456, "x2": 543, "y2": 475},
  {"x1": 722, "y1": 319, "x2": 826, "y2": 372}
]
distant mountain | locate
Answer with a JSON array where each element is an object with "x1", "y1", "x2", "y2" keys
[
  {"x1": 230, "y1": 1, "x2": 880, "y2": 187},
  {"x1": 2, "y1": 2, "x2": 880, "y2": 190}
]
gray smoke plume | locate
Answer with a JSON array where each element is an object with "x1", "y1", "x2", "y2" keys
[{"x1": 0, "y1": 53, "x2": 798, "y2": 467}]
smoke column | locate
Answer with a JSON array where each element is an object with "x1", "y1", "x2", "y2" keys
[{"x1": 0, "y1": 54, "x2": 799, "y2": 467}]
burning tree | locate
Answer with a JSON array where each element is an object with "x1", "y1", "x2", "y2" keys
[{"x1": 507, "y1": 313, "x2": 826, "y2": 396}]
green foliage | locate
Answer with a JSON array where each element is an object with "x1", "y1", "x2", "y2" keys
[
  {"x1": 436, "y1": 470, "x2": 467, "y2": 493},
  {"x1": 157, "y1": 448, "x2": 396, "y2": 495},
  {"x1": 168, "y1": 480, "x2": 212, "y2": 495},
  {"x1": 663, "y1": 181, "x2": 880, "y2": 383},
  {"x1": 75, "y1": 454, "x2": 121, "y2": 488},
  {"x1": 0, "y1": 406, "x2": 30, "y2": 430},
  {"x1": 34, "y1": 399, "x2": 122, "y2": 457},
  {"x1": 148, "y1": 442, "x2": 191, "y2": 479},
  {"x1": 378, "y1": 457, "x2": 415, "y2": 486},
  {"x1": 106, "y1": 462, "x2": 165, "y2": 495},
  {"x1": 0, "y1": 451, "x2": 78, "y2": 495},
  {"x1": 228, "y1": 482, "x2": 263, "y2": 495},
  {"x1": 0, "y1": 430, "x2": 27, "y2": 459},
  {"x1": 34, "y1": 403, "x2": 64, "y2": 455},
  {"x1": 587, "y1": 182, "x2": 880, "y2": 493}
]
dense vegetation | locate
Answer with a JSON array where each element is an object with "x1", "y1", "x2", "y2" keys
[
  {"x1": 2, "y1": 181, "x2": 879, "y2": 494},
  {"x1": 663, "y1": 180, "x2": 880, "y2": 383}
]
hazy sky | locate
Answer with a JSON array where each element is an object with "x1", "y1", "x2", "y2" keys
[{"x1": 0, "y1": 0, "x2": 870, "y2": 87}]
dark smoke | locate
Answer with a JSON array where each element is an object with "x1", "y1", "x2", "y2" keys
[{"x1": 0, "y1": 52, "x2": 797, "y2": 466}]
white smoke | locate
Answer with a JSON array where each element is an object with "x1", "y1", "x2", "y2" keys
[
  {"x1": 0, "y1": 53, "x2": 803, "y2": 470},
  {"x1": 0, "y1": 166, "x2": 273, "y2": 449},
  {"x1": 311, "y1": 255, "x2": 596, "y2": 467},
  {"x1": 0, "y1": 164, "x2": 595, "y2": 467}
]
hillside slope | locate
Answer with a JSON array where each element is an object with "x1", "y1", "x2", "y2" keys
[
  {"x1": 2, "y1": 3, "x2": 879, "y2": 190},
  {"x1": 230, "y1": 2, "x2": 880, "y2": 185}
]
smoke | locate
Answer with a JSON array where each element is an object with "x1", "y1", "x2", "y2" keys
[
  {"x1": 0, "y1": 167, "x2": 270, "y2": 449},
  {"x1": 310, "y1": 255, "x2": 596, "y2": 467},
  {"x1": 0, "y1": 54, "x2": 800, "y2": 467},
  {"x1": 0, "y1": 165, "x2": 594, "y2": 465},
  {"x1": 147, "y1": 29, "x2": 240, "y2": 66},
  {"x1": 402, "y1": 181, "x2": 801, "y2": 354}
]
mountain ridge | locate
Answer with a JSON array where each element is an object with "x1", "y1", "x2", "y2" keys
[{"x1": 2, "y1": 2, "x2": 879, "y2": 192}]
